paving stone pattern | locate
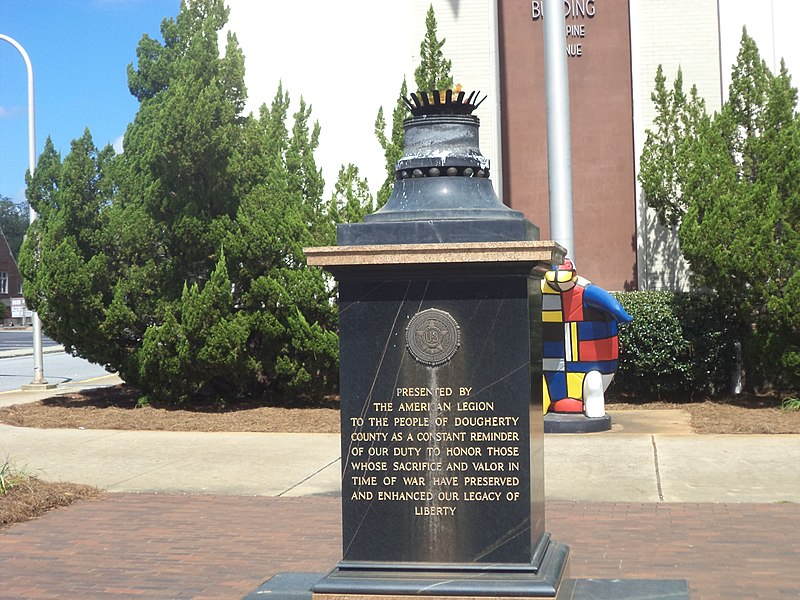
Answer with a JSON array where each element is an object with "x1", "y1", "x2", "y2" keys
[{"x1": 0, "y1": 495, "x2": 798, "y2": 599}]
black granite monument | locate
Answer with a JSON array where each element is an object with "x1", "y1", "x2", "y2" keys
[
  {"x1": 244, "y1": 89, "x2": 691, "y2": 600},
  {"x1": 306, "y1": 90, "x2": 569, "y2": 597}
]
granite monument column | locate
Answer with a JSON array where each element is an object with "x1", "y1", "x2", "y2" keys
[{"x1": 306, "y1": 91, "x2": 568, "y2": 598}]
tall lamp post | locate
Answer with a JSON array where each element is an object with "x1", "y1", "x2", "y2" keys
[{"x1": 0, "y1": 33, "x2": 53, "y2": 389}]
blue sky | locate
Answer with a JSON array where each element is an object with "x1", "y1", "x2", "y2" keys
[{"x1": 0, "y1": 0, "x2": 180, "y2": 203}]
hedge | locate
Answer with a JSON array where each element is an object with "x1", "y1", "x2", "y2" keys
[{"x1": 609, "y1": 291, "x2": 739, "y2": 399}]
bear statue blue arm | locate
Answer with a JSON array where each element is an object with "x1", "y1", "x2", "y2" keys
[{"x1": 583, "y1": 284, "x2": 633, "y2": 324}]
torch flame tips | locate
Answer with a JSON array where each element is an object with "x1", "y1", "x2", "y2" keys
[{"x1": 405, "y1": 87, "x2": 485, "y2": 116}]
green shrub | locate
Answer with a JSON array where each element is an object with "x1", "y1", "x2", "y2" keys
[
  {"x1": 610, "y1": 291, "x2": 739, "y2": 398},
  {"x1": 741, "y1": 328, "x2": 800, "y2": 392}
]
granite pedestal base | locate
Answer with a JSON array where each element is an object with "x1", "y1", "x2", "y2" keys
[
  {"x1": 243, "y1": 572, "x2": 690, "y2": 600},
  {"x1": 557, "y1": 578, "x2": 690, "y2": 599},
  {"x1": 543, "y1": 414, "x2": 611, "y2": 434},
  {"x1": 311, "y1": 539, "x2": 569, "y2": 598},
  {"x1": 305, "y1": 243, "x2": 568, "y2": 567}
]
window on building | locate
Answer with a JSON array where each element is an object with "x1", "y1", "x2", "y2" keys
[{"x1": 0, "y1": 272, "x2": 7, "y2": 295}]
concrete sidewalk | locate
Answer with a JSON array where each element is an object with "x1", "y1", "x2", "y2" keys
[
  {"x1": 0, "y1": 372, "x2": 124, "y2": 409},
  {"x1": 1, "y1": 382, "x2": 798, "y2": 502}
]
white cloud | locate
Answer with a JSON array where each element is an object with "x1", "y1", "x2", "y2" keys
[
  {"x1": 0, "y1": 106, "x2": 22, "y2": 119},
  {"x1": 112, "y1": 134, "x2": 125, "y2": 154},
  {"x1": 11, "y1": 186, "x2": 27, "y2": 205}
]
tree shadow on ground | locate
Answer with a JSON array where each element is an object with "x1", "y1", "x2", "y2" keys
[{"x1": 39, "y1": 384, "x2": 339, "y2": 412}]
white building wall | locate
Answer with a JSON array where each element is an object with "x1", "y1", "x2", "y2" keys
[
  {"x1": 407, "y1": 1, "x2": 503, "y2": 201},
  {"x1": 629, "y1": 0, "x2": 722, "y2": 291},
  {"x1": 225, "y1": 1, "x2": 499, "y2": 203},
  {"x1": 719, "y1": 0, "x2": 800, "y2": 100}
]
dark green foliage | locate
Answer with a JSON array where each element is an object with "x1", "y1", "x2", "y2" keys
[
  {"x1": 20, "y1": 132, "x2": 117, "y2": 370},
  {"x1": 640, "y1": 29, "x2": 800, "y2": 389},
  {"x1": 638, "y1": 66, "x2": 707, "y2": 228},
  {"x1": 0, "y1": 197, "x2": 29, "y2": 258},
  {"x1": 611, "y1": 291, "x2": 738, "y2": 398},
  {"x1": 137, "y1": 252, "x2": 250, "y2": 403},
  {"x1": 20, "y1": 0, "x2": 338, "y2": 406}
]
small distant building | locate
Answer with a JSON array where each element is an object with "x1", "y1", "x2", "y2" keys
[{"x1": 0, "y1": 228, "x2": 24, "y2": 325}]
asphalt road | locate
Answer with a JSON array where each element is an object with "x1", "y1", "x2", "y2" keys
[
  {"x1": 0, "y1": 330, "x2": 60, "y2": 351},
  {"x1": 0, "y1": 335, "x2": 112, "y2": 392}
]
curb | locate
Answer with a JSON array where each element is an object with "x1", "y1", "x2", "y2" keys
[{"x1": 0, "y1": 345, "x2": 65, "y2": 359}]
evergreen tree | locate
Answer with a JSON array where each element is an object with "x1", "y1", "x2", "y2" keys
[
  {"x1": 20, "y1": 0, "x2": 338, "y2": 405},
  {"x1": 640, "y1": 29, "x2": 800, "y2": 388},
  {"x1": 638, "y1": 66, "x2": 706, "y2": 228},
  {"x1": 20, "y1": 132, "x2": 116, "y2": 368},
  {"x1": 414, "y1": 4, "x2": 453, "y2": 93},
  {"x1": 374, "y1": 4, "x2": 454, "y2": 207},
  {"x1": 374, "y1": 78, "x2": 409, "y2": 207},
  {"x1": 329, "y1": 164, "x2": 374, "y2": 226}
]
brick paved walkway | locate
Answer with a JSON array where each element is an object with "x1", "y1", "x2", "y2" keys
[{"x1": 1, "y1": 495, "x2": 798, "y2": 599}]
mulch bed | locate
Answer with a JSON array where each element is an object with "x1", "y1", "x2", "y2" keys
[
  {"x1": 0, "y1": 479, "x2": 100, "y2": 530},
  {"x1": 606, "y1": 390, "x2": 800, "y2": 434},
  {"x1": 1, "y1": 384, "x2": 798, "y2": 435},
  {"x1": 0, "y1": 385, "x2": 341, "y2": 434}
]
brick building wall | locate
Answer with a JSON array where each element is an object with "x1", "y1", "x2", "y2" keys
[
  {"x1": 499, "y1": 0, "x2": 638, "y2": 290},
  {"x1": 0, "y1": 229, "x2": 23, "y2": 319}
]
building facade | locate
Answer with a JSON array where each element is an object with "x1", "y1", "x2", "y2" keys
[
  {"x1": 499, "y1": 0, "x2": 639, "y2": 290},
  {"x1": 0, "y1": 228, "x2": 23, "y2": 322},
  {"x1": 629, "y1": 0, "x2": 723, "y2": 291},
  {"x1": 227, "y1": 0, "x2": 796, "y2": 291}
]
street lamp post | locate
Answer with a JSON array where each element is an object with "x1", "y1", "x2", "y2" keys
[{"x1": 0, "y1": 33, "x2": 53, "y2": 389}]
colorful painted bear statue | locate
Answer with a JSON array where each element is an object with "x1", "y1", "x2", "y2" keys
[{"x1": 541, "y1": 260, "x2": 633, "y2": 418}]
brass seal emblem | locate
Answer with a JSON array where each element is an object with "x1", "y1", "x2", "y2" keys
[{"x1": 406, "y1": 308, "x2": 461, "y2": 366}]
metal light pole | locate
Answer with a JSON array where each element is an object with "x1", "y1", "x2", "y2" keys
[
  {"x1": 0, "y1": 33, "x2": 52, "y2": 389},
  {"x1": 543, "y1": 0, "x2": 575, "y2": 260}
]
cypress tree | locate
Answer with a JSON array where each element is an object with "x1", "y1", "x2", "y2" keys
[
  {"x1": 20, "y1": 0, "x2": 338, "y2": 405},
  {"x1": 640, "y1": 29, "x2": 800, "y2": 388},
  {"x1": 414, "y1": 4, "x2": 453, "y2": 93}
]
